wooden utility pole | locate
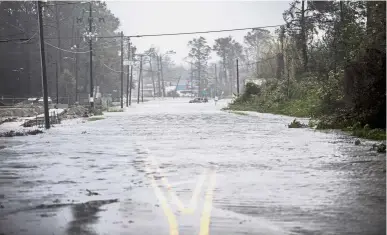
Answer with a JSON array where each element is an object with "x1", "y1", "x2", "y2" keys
[
  {"x1": 214, "y1": 64, "x2": 217, "y2": 97},
  {"x1": 156, "y1": 56, "x2": 161, "y2": 97},
  {"x1": 159, "y1": 56, "x2": 165, "y2": 97},
  {"x1": 190, "y1": 63, "x2": 193, "y2": 96},
  {"x1": 198, "y1": 61, "x2": 201, "y2": 97},
  {"x1": 149, "y1": 59, "x2": 156, "y2": 98},
  {"x1": 236, "y1": 59, "x2": 239, "y2": 96},
  {"x1": 126, "y1": 38, "x2": 131, "y2": 107},
  {"x1": 55, "y1": 2, "x2": 62, "y2": 77},
  {"x1": 141, "y1": 62, "x2": 144, "y2": 102},
  {"x1": 88, "y1": 1, "x2": 94, "y2": 108},
  {"x1": 37, "y1": 0, "x2": 50, "y2": 129},
  {"x1": 137, "y1": 55, "x2": 143, "y2": 104},
  {"x1": 55, "y1": 62, "x2": 59, "y2": 104},
  {"x1": 129, "y1": 65, "x2": 133, "y2": 105},
  {"x1": 120, "y1": 31, "x2": 124, "y2": 108},
  {"x1": 75, "y1": 29, "x2": 79, "y2": 103}
]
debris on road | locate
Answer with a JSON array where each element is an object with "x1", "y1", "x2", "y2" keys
[
  {"x1": 288, "y1": 119, "x2": 308, "y2": 128},
  {"x1": 0, "y1": 129, "x2": 43, "y2": 137},
  {"x1": 65, "y1": 105, "x2": 88, "y2": 119},
  {"x1": 86, "y1": 189, "x2": 100, "y2": 196}
]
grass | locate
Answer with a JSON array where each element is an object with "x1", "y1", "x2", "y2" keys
[
  {"x1": 351, "y1": 128, "x2": 386, "y2": 141},
  {"x1": 228, "y1": 95, "x2": 386, "y2": 141},
  {"x1": 0, "y1": 129, "x2": 43, "y2": 137},
  {"x1": 88, "y1": 116, "x2": 105, "y2": 122},
  {"x1": 288, "y1": 119, "x2": 308, "y2": 128},
  {"x1": 230, "y1": 111, "x2": 249, "y2": 116},
  {"x1": 107, "y1": 107, "x2": 124, "y2": 112}
]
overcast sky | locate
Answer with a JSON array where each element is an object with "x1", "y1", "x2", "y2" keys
[{"x1": 106, "y1": 1, "x2": 291, "y2": 66}]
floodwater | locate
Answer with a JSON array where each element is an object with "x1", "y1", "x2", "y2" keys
[{"x1": 0, "y1": 98, "x2": 385, "y2": 235}]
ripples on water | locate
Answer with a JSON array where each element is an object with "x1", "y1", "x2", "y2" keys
[{"x1": 0, "y1": 99, "x2": 385, "y2": 235}]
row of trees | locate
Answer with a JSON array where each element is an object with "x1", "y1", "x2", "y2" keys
[
  {"x1": 185, "y1": 27, "x2": 279, "y2": 97},
  {"x1": 231, "y1": 1, "x2": 385, "y2": 129},
  {"x1": 0, "y1": 1, "x2": 124, "y2": 104}
]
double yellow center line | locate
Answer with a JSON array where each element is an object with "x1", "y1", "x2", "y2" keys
[{"x1": 144, "y1": 155, "x2": 217, "y2": 235}]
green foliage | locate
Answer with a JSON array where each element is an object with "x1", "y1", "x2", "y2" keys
[
  {"x1": 288, "y1": 119, "x2": 307, "y2": 128},
  {"x1": 107, "y1": 107, "x2": 124, "y2": 112},
  {"x1": 91, "y1": 108, "x2": 103, "y2": 116},
  {"x1": 352, "y1": 128, "x2": 386, "y2": 141},
  {"x1": 88, "y1": 116, "x2": 105, "y2": 122},
  {"x1": 230, "y1": 111, "x2": 248, "y2": 116}
]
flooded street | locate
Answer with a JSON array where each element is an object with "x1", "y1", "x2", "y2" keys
[{"x1": 0, "y1": 98, "x2": 385, "y2": 235}]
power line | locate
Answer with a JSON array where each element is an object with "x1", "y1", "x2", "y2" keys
[
  {"x1": 103, "y1": 63, "x2": 128, "y2": 75},
  {"x1": 46, "y1": 2, "x2": 89, "y2": 6},
  {"x1": 128, "y1": 24, "x2": 284, "y2": 38},
  {"x1": 18, "y1": 32, "x2": 38, "y2": 44},
  {"x1": 1, "y1": 24, "x2": 284, "y2": 42},
  {"x1": 44, "y1": 41, "x2": 120, "y2": 54},
  {"x1": 45, "y1": 41, "x2": 92, "y2": 53}
]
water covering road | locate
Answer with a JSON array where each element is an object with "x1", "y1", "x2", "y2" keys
[{"x1": 0, "y1": 98, "x2": 385, "y2": 235}]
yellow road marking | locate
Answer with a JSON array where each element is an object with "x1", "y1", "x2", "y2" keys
[
  {"x1": 145, "y1": 154, "x2": 217, "y2": 235},
  {"x1": 145, "y1": 162, "x2": 179, "y2": 235},
  {"x1": 149, "y1": 155, "x2": 206, "y2": 214},
  {"x1": 199, "y1": 170, "x2": 216, "y2": 235}
]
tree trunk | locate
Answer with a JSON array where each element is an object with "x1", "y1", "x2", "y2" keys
[
  {"x1": 149, "y1": 59, "x2": 156, "y2": 97},
  {"x1": 301, "y1": 0, "x2": 308, "y2": 72}
]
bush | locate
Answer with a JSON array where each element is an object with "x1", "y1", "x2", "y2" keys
[
  {"x1": 288, "y1": 119, "x2": 307, "y2": 128},
  {"x1": 90, "y1": 108, "x2": 103, "y2": 116},
  {"x1": 107, "y1": 107, "x2": 124, "y2": 112},
  {"x1": 88, "y1": 116, "x2": 105, "y2": 122}
]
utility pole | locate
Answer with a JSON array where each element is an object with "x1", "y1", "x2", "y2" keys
[
  {"x1": 75, "y1": 29, "x2": 79, "y2": 103},
  {"x1": 37, "y1": 0, "x2": 50, "y2": 129},
  {"x1": 137, "y1": 55, "x2": 143, "y2": 104},
  {"x1": 55, "y1": 2, "x2": 62, "y2": 80},
  {"x1": 120, "y1": 31, "x2": 124, "y2": 109},
  {"x1": 129, "y1": 65, "x2": 133, "y2": 105},
  {"x1": 159, "y1": 56, "x2": 165, "y2": 97},
  {"x1": 55, "y1": 62, "x2": 59, "y2": 104},
  {"x1": 236, "y1": 59, "x2": 239, "y2": 96},
  {"x1": 141, "y1": 67, "x2": 144, "y2": 102},
  {"x1": 190, "y1": 63, "x2": 193, "y2": 97},
  {"x1": 214, "y1": 64, "x2": 217, "y2": 98},
  {"x1": 156, "y1": 56, "x2": 161, "y2": 97},
  {"x1": 149, "y1": 59, "x2": 156, "y2": 98},
  {"x1": 88, "y1": 1, "x2": 94, "y2": 108},
  {"x1": 126, "y1": 38, "x2": 130, "y2": 107},
  {"x1": 198, "y1": 61, "x2": 201, "y2": 97}
]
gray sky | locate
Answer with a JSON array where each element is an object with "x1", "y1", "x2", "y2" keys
[{"x1": 106, "y1": 1, "x2": 291, "y2": 65}]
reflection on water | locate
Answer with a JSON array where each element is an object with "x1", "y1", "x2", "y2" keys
[
  {"x1": 67, "y1": 199, "x2": 118, "y2": 235},
  {"x1": 0, "y1": 99, "x2": 385, "y2": 235}
]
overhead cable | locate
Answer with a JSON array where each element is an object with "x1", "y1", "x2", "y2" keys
[{"x1": 2, "y1": 24, "x2": 284, "y2": 42}]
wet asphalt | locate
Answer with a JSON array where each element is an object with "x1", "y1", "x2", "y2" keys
[{"x1": 0, "y1": 98, "x2": 385, "y2": 235}]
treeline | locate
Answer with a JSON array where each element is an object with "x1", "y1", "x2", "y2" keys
[
  {"x1": 185, "y1": 28, "x2": 279, "y2": 97},
  {"x1": 0, "y1": 1, "x2": 124, "y2": 103},
  {"x1": 229, "y1": 1, "x2": 386, "y2": 130}
]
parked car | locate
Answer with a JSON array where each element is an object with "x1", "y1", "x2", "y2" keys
[{"x1": 189, "y1": 97, "x2": 208, "y2": 103}]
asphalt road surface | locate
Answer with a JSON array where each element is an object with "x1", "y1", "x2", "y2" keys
[{"x1": 0, "y1": 98, "x2": 385, "y2": 235}]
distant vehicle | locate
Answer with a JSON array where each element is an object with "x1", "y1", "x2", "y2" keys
[
  {"x1": 189, "y1": 97, "x2": 208, "y2": 103},
  {"x1": 38, "y1": 97, "x2": 52, "y2": 104}
]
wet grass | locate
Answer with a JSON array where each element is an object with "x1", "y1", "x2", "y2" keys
[
  {"x1": 351, "y1": 128, "x2": 386, "y2": 141},
  {"x1": 288, "y1": 119, "x2": 308, "y2": 128},
  {"x1": 88, "y1": 116, "x2": 105, "y2": 122},
  {"x1": 0, "y1": 129, "x2": 43, "y2": 137},
  {"x1": 107, "y1": 107, "x2": 124, "y2": 112},
  {"x1": 230, "y1": 111, "x2": 248, "y2": 116}
]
